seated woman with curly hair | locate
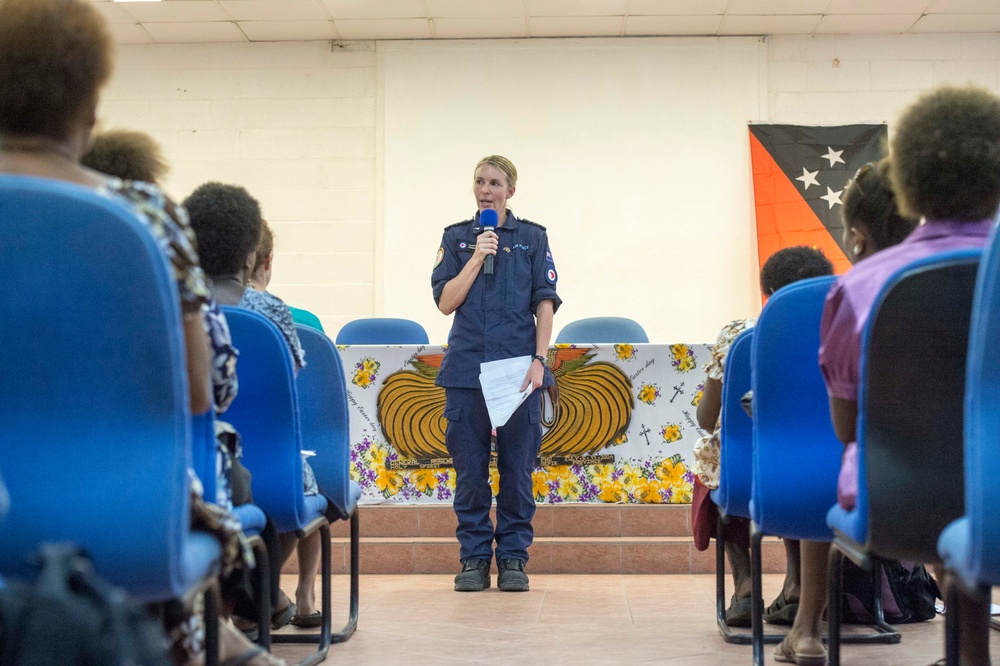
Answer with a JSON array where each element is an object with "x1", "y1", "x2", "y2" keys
[
  {"x1": 0, "y1": 2, "x2": 283, "y2": 663},
  {"x1": 184, "y1": 182, "x2": 325, "y2": 633},
  {"x1": 777, "y1": 86, "x2": 1000, "y2": 666}
]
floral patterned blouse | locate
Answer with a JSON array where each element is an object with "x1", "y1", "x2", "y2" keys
[
  {"x1": 101, "y1": 178, "x2": 242, "y2": 501},
  {"x1": 691, "y1": 317, "x2": 757, "y2": 489},
  {"x1": 100, "y1": 178, "x2": 209, "y2": 314},
  {"x1": 239, "y1": 287, "x2": 306, "y2": 372}
]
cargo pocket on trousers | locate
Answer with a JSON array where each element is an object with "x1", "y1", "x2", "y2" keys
[
  {"x1": 528, "y1": 398, "x2": 541, "y2": 425},
  {"x1": 443, "y1": 404, "x2": 463, "y2": 424}
]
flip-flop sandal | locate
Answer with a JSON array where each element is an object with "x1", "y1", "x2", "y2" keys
[
  {"x1": 725, "y1": 594, "x2": 753, "y2": 627},
  {"x1": 763, "y1": 590, "x2": 800, "y2": 626},
  {"x1": 290, "y1": 611, "x2": 323, "y2": 628},
  {"x1": 773, "y1": 637, "x2": 827, "y2": 666},
  {"x1": 270, "y1": 602, "x2": 296, "y2": 630}
]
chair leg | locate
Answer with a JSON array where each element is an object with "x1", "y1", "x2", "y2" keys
[
  {"x1": 203, "y1": 582, "x2": 220, "y2": 666},
  {"x1": 750, "y1": 521, "x2": 765, "y2": 666},
  {"x1": 272, "y1": 521, "x2": 331, "y2": 666},
  {"x1": 251, "y1": 537, "x2": 271, "y2": 650},
  {"x1": 715, "y1": 513, "x2": 732, "y2": 640},
  {"x1": 869, "y1": 560, "x2": 897, "y2": 636},
  {"x1": 945, "y1": 579, "x2": 960, "y2": 666},
  {"x1": 331, "y1": 508, "x2": 359, "y2": 644},
  {"x1": 270, "y1": 511, "x2": 359, "y2": 664},
  {"x1": 827, "y1": 546, "x2": 845, "y2": 666}
]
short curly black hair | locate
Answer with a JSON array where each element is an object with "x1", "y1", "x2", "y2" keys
[
  {"x1": 760, "y1": 246, "x2": 834, "y2": 295},
  {"x1": 183, "y1": 183, "x2": 262, "y2": 278},
  {"x1": 82, "y1": 129, "x2": 168, "y2": 184},
  {"x1": 890, "y1": 86, "x2": 1000, "y2": 222},
  {"x1": 0, "y1": 0, "x2": 113, "y2": 141},
  {"x1": 842, "y1": 159, "x2": 917, "y2": 251}
]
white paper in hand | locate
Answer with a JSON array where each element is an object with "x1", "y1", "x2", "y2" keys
[{"x1": 479, "y1": 355, "x2": 534, "y2": 429}]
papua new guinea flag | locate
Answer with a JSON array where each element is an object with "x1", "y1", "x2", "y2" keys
[{"x1": 749, "y1": 124, "x2": 887, "y2": 277}]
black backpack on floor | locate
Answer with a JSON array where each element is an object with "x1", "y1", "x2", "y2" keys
[
  {"x1": 0, "y1": 544, "x2": 171, "y2": 666},
  {"x1": 841, "y1": 559, "x2": 940, "y2": 624}
]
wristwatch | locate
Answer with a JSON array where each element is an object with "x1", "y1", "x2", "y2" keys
[{"x1": 531, "y1": 354, "x2": 548, "y2": 367}]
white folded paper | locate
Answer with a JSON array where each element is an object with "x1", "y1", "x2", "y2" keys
[{"x1": 479, "y1": 355, "x2": 534, "y2": 429}]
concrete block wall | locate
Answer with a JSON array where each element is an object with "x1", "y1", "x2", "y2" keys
[
  {"x1": 99, "y1": 42, "x2": 377, "y2": 335},
  {"x1": 97, "y1": 34, "x2": 1000, "y2": 338},
  {"x1": 767, "y1": 34, "x2": 1000, "y2": 126}
]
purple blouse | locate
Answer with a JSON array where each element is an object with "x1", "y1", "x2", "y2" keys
[{"x1": 819, "y1": 219, "x2": 994, "y2": 510}]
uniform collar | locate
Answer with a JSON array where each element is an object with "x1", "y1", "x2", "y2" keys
[{"x1": 472, "y1": 209, "x2": 517, "y2": 233}]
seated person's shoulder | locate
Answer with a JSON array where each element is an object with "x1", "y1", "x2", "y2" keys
[{"x1": 239, "y1": 288, "x2": 293, "y2": 324}]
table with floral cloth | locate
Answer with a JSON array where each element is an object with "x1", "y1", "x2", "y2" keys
[{"x1": 340, "y1": 342, "x2": 712, "y2": 505}]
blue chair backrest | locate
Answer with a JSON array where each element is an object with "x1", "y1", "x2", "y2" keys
[
  {"x1": 221, "y1": 307, "x2": 308, "y2": 533},
  {"x1": 192, "y1": 411, "x2": 218, "y2": 504},
  {"x1": 336, "y1": 317, "x2": 429, "y2": 345},
  {"x1": 294, "y1": 325, "x2": 352, "y2": 515},
  {"x1": 965, "y1": 224, "x2": 1000, "y2": 583},
  {"x1": 0, "y1": 176, "x2": 192, "y2": 601},
  {"x1": 714, "y1": 328, "x2": 755, "y2": 518},
  {"x1": 751, "y1": 275, "x2": 839, "y2": 541},
  {"x1": 859, "y1": 250, "x2": 980, "y2": 562},
  {"x1": 555, "y1": 316, "x2": 649, "y2": 344}
]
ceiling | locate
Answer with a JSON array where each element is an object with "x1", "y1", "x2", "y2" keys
[{"x1": 89, "y1": 0, "x2": 1000, "y2": 44}]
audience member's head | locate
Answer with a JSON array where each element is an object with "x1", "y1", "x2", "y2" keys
[
  {"x1": 251, "y1": 220, "x2": 274, "y2": 290},
  {"x1": 183, "y1": 183, "x2": 262, "y2": 279},
  {"x1": 890, "y1": 86, "x2": 1000, "y2": 223},
  {"x1": 81, "y1": 129, "x2": 168, "y2": 184},
  {"x1": 841, "y1": 159, "x2": 918, "y2": 262},
  {"x1": 759, "y1": 246, "x2": 834, "y2": 296},
  {"x1": 0, "y1": 0, "x2": 112, "y2": 152}
]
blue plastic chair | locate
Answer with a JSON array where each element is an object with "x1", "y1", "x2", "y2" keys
[
  {"x1": 826, "y1": 250, "x2": 981, "y2": 665},
  {"x1": 747, "y1": 275, "x2": 898, "y2": 665},
  {"x1": 939, "y1": 225, "x2": 1000, "y2": 664},
  {"x1": 555, "y1": 316, "x2": 649, "y2": 343},
  {"x1": 221, "y1": 307, "x2": 336, "y2": 665},
  {"x1": 193, "y1": 408, "x2": 273, "y2": 648},
  {"x1": 708, "y1": 328, "x2": 777, "y2": 644},
  {"x1": 712, "y1": 328, "x2": 755, "y2": 521},
  {"x1": 0, "y1": 176, "x2": 222, "y2": 661},
  {"x1": 295, "y1": 324, "x2": 361, "y2": 643},
  {"x1": 192, "y1": 411, "x2": 218, "y2": 505},
  {"x1": 335, "y1": 317, "x2": 429, "y2": 345}
]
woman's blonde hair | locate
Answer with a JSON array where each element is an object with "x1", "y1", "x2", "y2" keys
[{"x1": 474, "y1": 155, "x2": 517, "y2": 188}]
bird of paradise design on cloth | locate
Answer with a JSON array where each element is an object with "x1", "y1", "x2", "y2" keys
[{"x1": 376, "y1": 348, "x2": 633, "y2": 461}]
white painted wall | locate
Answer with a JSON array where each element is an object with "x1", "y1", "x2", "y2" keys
[
  {"x1": 379, "y1": 38, "x2": 764, "y2": 345},
  {"x1": 97, "y1": 33, "x2": 1000, "y2": 341}
]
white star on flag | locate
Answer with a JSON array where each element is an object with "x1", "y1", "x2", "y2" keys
[
  {"x1": 822, "y1": 147, "x2": 845, "y2": 167},
  {"x1": 820, "y1": 186, "x2": 843, "y2": 209},
  {"x1": 796, "y1": 168, "x2": 820, "y2": 190}
]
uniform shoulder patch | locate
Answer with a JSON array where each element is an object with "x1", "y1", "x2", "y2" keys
[
  {"x1": 519, "y1": 219, "x2": 547, "y2": 231},
  {"x1": 546, "y1": 266, "x2": 557, "y2": 284},
  {"x1": 433, "y1": 246, "x2": 444, "y2": 269}
]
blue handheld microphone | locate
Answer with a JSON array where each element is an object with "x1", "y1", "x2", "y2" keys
[{"x1": 480, "y1": 208, "x2": 498, "y2": 275}]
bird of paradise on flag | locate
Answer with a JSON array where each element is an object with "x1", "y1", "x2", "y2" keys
[
  {"x1": 749, "y1": 123, "x2": 887, "y2": 283},
  {"x1": 376, "y1": 348, "x2": 633, "y2": 462}
]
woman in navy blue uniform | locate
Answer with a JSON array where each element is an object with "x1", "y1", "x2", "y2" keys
[{"x1": 431, "y1": 155, "x2": 561, "y2": 592}]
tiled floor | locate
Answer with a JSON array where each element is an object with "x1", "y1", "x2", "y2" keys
[{"x1": 270, "y1": 574, "x2": 1000, "y2": 665}]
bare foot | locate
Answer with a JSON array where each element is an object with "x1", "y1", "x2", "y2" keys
[{"x1": 295, "y1": 587, "x2": 317, "y2": 617}]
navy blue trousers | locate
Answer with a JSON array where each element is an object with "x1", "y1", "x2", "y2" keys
[{"x1": 444, "y1": 387, "x2": 542, "y2": 564}]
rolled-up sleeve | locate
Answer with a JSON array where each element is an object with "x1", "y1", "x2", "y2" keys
[
  {"x1": 530, "y1": 233, "x2": 562, "y2": 314},
  {"x1": 818, "y1": 280, "x2": 862, "y2": 401}
]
